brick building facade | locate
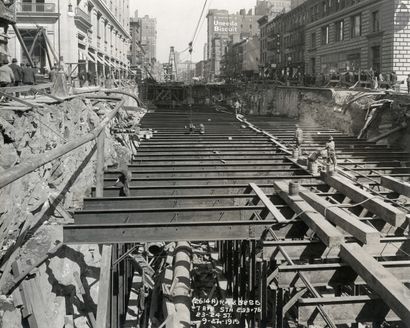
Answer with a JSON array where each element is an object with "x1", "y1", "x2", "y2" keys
[{"x1": 258, "y1": 1, "x2": 308, "y2": 79}]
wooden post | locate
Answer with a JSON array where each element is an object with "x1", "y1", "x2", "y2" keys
[
  {"x1": 227, "y1": 241, "x2": 233, "y2": 293},
  {"x1": 249, "y1": 240, "x2": 256, "y2": 328},
  {"x1": 96, "y1": 245, "x2": 112, "y2": 328},
  {"x1": 96, "y1": 130, "x2": 105, "y2": 197},
  {"x1": 12, "y1": 24, "x2": 34, "y2": 67},
  {"x1": 233, "y1": 241, "x2": 239, "y2": 300},
  {"x1": 111, "y1": 245, "x2": 118, "y2": 328},
  {"x1": 118, "y1": 244, "x2": 125, "y2": 324}
]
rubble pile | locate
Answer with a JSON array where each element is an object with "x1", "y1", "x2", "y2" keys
[{"x1": 0, "y1": 95, "x2": 146, "y2": 327}]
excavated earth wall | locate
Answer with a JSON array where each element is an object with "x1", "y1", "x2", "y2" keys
[
  {"x1": 237, "y1": 85, "x2": 410, "y2": 151},
  {"x1": 0, "y1": 92, "x2": 145, "y2": 327}
]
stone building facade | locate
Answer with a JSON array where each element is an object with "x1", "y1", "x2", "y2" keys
[
  {"x1": 129, "y1": 10, "x2": 157, "y2": 81},
  {"x1": 8, "y1": 0, "x2": 130, "y2": 82},
  {"x1": 259, "y1": 0, "x2": 410, "y2": 90}
]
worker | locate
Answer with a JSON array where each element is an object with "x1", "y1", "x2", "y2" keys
[
  {"x1": 22, "y1": 63, "x2": 36, "y2": 85},
  {"x1": 0, "y1": 59, "x2": 15, "y2": 88},
  {"x1": 189, "y1": 123, "x2": 196, "y2": 134},
  {"x1": 199, "y1": 123, "x2": 205, "y2": 134},
  {"x1": 114, "y1": 165, "x2": 131, "y2": 196},
  {"x1": 325, "y1": 136, "x2": 337, "y2": 170},
  {"x1": 49, "y1": 63, "x2": 58, "y2": 82},
  {"x1": 234, "y1": 99, "x2": 241, "y2": 114},
  {"x1": 9, "y1": 58, "x2": 22, "y2": 87},
  {"x1": 294, "y1": 124, "x2": 303, "y2": 155}
]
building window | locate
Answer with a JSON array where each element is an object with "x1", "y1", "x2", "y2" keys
[
  {"x1": 371, "y1": 46, "x2": 381, "y2": 73},
  {"x1": 321, "y1": 25, "x2": 329, "y2": 45},
  {"x1": 372, "y1": 11, "x2": 380, "y2": 32},
  {"x1": 351, "y1": 14, "x2": 361, "y2": 38},
  {"x1": 311, "y1": 32, "x2": 316, "y2": 48},
  {"x1": 335, "y1": 20, "x2": 344, "y2": 41}
]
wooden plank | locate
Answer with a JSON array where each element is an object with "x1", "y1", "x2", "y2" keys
[
  {"x1": 96, "y1": 245, "x2": 112, "y2": 328},
  {"x1": 340, "y1": 243, "x2": 410, "y2": 324},
  {"x1": 27, "y1": 275, "x2": 52, "y2": 328},
  {"x1": 274, "y1": 261, "x2": 410, "y2": 288},
  {"x1": 0, "y1": 83, "x2": 53, "y2": 94},
  {"x1": 299, "y1": 191, "x2": 380, "y2": 244},
  {"x1": 298, "y1": 295, "x2": 399, "y2": 325},
  {"x1": 262, "y1": 237, "x2": 410, "y2": 261},
  {"x1": 381, "y1": 175, "x2": 410, "y2": 197},
  {"x1": 73, "y1": 271, "x2": 97, "y2": 328},
  {"x1": 12, "y1": 262, "x2": 35, "y2": 325},
  {"x1": 324, "y1": 174, "x2": 407, "y2": 226},
  {"x1": 63, "y1": 220, "x2": 280, "y2": 243},
  {"x1": 6, "y1": 243, "x2": 64, "y2": 295},
  {"x1": 64, "y1": 315, "x2": 74, "y2": 328},
  {"x1": 274, "y1": 180, "x2": 344, "y2": 247},
  {"x1": 96, "y1": 131, "x2": 105, "y2": 198},
  {"x1": 249, "y1": 183, "x2": 287, "y2": 222}
]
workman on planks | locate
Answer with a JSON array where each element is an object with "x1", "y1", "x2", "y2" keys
[
  {"x1": 234, "y1": 99, "x2": 241, "y2": 114},
  {"x1": 199, "y1": 123, "x2": 205, "y2": 134},
  {"x1": 325, "y1": 136, "x2": 337, "y2": 170},
  {"x1": 294, "y1": 124, "x2": 303, "y2": 156},
  {"x1": 0, "y1": 59, "x2": 15, "y2": 87},
  {"x1": 22, "y1": 63, "x2": 36, "y2": 85}
]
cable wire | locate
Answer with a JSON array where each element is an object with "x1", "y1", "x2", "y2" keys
[{"x1": 191, "y1": 0, "x2": 208, "y2": 45}]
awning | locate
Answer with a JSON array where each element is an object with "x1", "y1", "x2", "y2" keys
[
  {"x1": 96, "y1": 54, "x2": 104, "y2": 65},
  {"x1": 103, "y1": 57, "x2": 111, "y2": 66},
  {"x1": 87, "y1": 51, "x2": 96, "y2": 63},
  {"x1": 78, "y1": 49, "x2": 87, "y2": 61}
]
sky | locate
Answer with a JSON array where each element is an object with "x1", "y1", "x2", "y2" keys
[{"x1": 130, "y1": 0, "x2": 257, "y2": 63}]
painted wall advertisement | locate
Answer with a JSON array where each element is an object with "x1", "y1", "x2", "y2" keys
[{"x1": 213, "y1": 15, "x2": 239, "y2": 34}]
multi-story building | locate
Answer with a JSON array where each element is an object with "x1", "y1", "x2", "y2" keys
[
  {"x1": 176, "y1": 60, "x2": 196, "y2": 83},
  {"x1": 8, "y1": 0, "x2": 130, "y2": 82},
  {"x1": 0, "y1": 1, "x2": 16, "y2": 62},
  {"x1": 255, "y1": 0, "x2": 292, "y2": 15},
  {"x1": 129, "y1": 10, "x2": 157, "y2": 81},
  {"x1": 206, "y1": 8, "x2": 261, "y2": 81},
  {"x1": 222, "y1": 37, "x2": 260, "y2": 81},
  {"x1": 138, "y1": 13, "x2": 157, "y2": 64},
  {"x1": 260, "y1": 0, "x2": 410, "y2": 90},
  {"x1": 304, "y1": 0, "x2": 410, "y2": 89},
  {"x1": 291, "y1": 0, "x2": 308, "y2": 9},
  {"x1": 258, "y1": 1, "x2": 308, "y2": 79},
  {"x1": 258, "y1": 0, "x2": 295, "y2": 77},
  {"x1": 195, "y1": 60, "x2": 207, "y2": 81}
]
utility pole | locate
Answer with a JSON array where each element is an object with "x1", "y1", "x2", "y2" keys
[
  {"x1": 168, "y1": 46, "x2": 177, "y2": 81},
  {"x1": 57, "y1": 0, "x2": 61, "y2": 70}
]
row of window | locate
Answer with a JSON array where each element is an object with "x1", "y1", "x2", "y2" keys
[
  {"x1": 315, "y1": 10, "x2": 379, "y2": 46},
  {"x1": 310, "y1": 0, "x2": 364, "y2": 23}
]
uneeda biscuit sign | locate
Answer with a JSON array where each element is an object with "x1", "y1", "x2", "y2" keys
[{"x1": 213, "y1": 16, "x2": 238, "y2": 33}]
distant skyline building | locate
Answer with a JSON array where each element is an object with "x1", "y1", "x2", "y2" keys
[
  {"x1": 255, "y1": 0, "x2": 291, "y2": 15},
  {"x1": 129, "y1": 10, "x2": 157, "y2": 80},
  {"x1": 206, "y1": 8, "x2": 261, "y2": 81},
  {"x1": 290, "y1": 0, "x2": 307, "y2": 9}
]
